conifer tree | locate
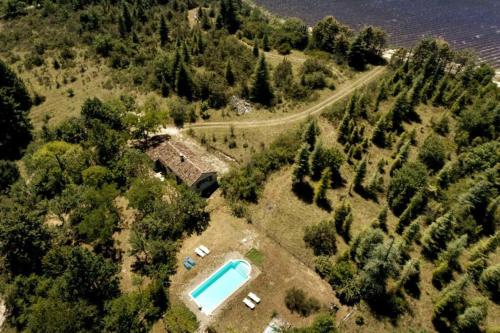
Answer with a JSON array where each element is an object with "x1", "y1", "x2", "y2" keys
[
  {"x1": 334, "y1": 200, "x2": 352, "y2": 239},
  {"x1": 253, "y1": 38, "x2": 259, "y2": 57},
  {"x1": 374, "y1": 206, "x2": 388, "y2": 232},
  {"x1": 225, "y1": 60, "x2": 235, "y2": 86},
  {"x1": 262, "y1": 31, "x2": 270, "y2": 51},
  {"x1": 352, "y1": 158, "x2": 367, "y2": 192},
  {"x1": 422, "y1": 212, "x2": 455, "y2": 259},
  {"x1": 315, "y1": 168, "x2": 331, "y2": 206},
  {"x1": 310, "y1": 143, "x2": 326, "y2": 180},
  {"x1": 250, "y1": 56, "x2": 274, "y2": 106},
  {"x1": 396, "y1": 189, "x2": 427, "y2": 233},
  {"x1": 338, "y1": 110, "x2": 351, "y2": 143},
  {"x1": 302, "y1": 119, "x2": 319, "y2": 150},
  {"x1": 432, "y1": 77, "x2": 448, "y2": 107},
  {"x1": 121, "y1": 3, "x2": 133, "y2": 36},
  {"x1": 390, "y1": 140, "x2": 410, "y2": 175},
  {"x1": 292, "y1": 144, "x2": 310, "y2": 185},
  {"x1": 159, "y1": 16, "x2": 169, "y2": 47},
  {"x1": 175, "y1": 61, "x2": 194, "y2": 101},
  {"x1": 371, "y1": 116, "x2": 387, "y2": 147}
]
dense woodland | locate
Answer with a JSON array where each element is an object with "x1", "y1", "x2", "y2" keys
[{"x1": 0, "y1": 0, "x2": 499, "y2": 332}]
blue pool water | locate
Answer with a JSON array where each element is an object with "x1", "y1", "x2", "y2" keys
[{"x1": 190, "y1": 260, "x2": 251, "y2": 314}]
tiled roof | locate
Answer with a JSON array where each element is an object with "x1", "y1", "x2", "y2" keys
[{"x1": 147, "y1": 140, "x2": 215, "y2": 186}]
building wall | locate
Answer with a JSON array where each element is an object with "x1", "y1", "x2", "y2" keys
[{"x1": 192, "y1": 173, "x2": 217, "y2": 193}]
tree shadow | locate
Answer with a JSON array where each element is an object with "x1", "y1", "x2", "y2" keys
[
  {"x1": 316, "y1": 198, "x2": 332, "y2": 212},
  {"x1": 292, "y1": 181, "x2": 314, "y2": 204}
]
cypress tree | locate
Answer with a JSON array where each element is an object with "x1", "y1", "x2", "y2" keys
[
  {"x1": 292, "y1": 144, "x2": 310, "y2": 185},
  {"x1": 159, "y1": 16, "x2": 169, "y2": 47},
  {"x1": 175, "y1": 61, "x2": 194, "y2": 100},
  {"x1": 250, "y1": 55, "x2": 274, "y2": 106},
  {"x1": 225, "y1": 60, "x2": 235, "y2": 86}
]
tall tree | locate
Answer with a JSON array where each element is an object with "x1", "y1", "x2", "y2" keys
[
  {"x1": 250, "y1": 55, "x2": 274, "y2": 106},
  {"x1": 292, "y1": 143, "x2": 310, "y2": 185},
  {"x1": 175, "y1": 61, "x2": 194, "y2": 101},
  {"x1": 159, "y1": 16, "x2": 169, "y2": 47},
  {"x1": 0, "y1": 59, "x2": 33, "y2": 160},
  {"x1": 225, "y1": 60, "x2": 235, "y2": 86}
]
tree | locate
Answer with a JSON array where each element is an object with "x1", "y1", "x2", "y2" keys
[
  {"x1": 396, "y1": 189, "x2": 427, "y2": 233},
  {"x1": 262, "y1": 31, "x2": 270, "y2": 51},
  {"x1": 432, "y1": 277, "x2": 468, "y2": 332},
  {"x1": 119, "y1": 3, "x2": 133, "y2": 37},
  {"x1": 252, "y1": 38, "x2": 259, "y2": 57},
  {"x1": 225, "y1": 60, "x2": 235, "y2": 86},
  {"x1": 217, "y1": 0, "x2": 240, "y2": 33},
  {"x1": 304, "y1": 219, "x2": 337, "y2": 255},
  {"x1": 274, "y1": 58, "x2": 293, "y2": 89},
  {"x1": 387, "y1": 162, "x2": 427, "y2": 215},
  {"x1": 334, "y1": 200, "x2": 352, "y2": 240},
  {"x1": 419, "y1": 134, "x2": 446, "y2": 172},
  {"x1": 374, "y1": 206, "x2": 388, "y2": 232},
  {"x1": 292, "y1": 144, "x2": 310, "y2": 185},
  {"x1": 0, "y1": 203, "x2": 50, "y2": 275},
  {"x1": 284, "y1": 287, "x2": 320, "y2": 317},
  {"x1": 352, "y1": 158, "x2": 367, "y2": 192},
  {"x1": 312, "y1": 16, "x2": 350, "y2": 55},
  {"x1": 479, "y1": 264, "x2": 500, "y2": 303},
  {"x1": 163, "y1": 304, "x2": 199, "y2": 332},
  {"x1": 348, "y1": 36, "x2": 367, "y2": 71},
  {"x1": 371, "y1": 116, "x2": 387, "y2": 147},
  {"x1": 302, "y1": 119, "x2": 319, "y2": 149},
  {"x1": 315, "y1": 168, "x2": 332, "y2": 206},
  {"x1": 422, "y1": 212, "x2": 455, "y2": 259},
  {"x1": 250, "y1": 55, "x2": 274, "y2": 106},
  {"x1": 0, "y1": 160, "x2": 19, "y2": 193},
  {"x1": 0, "y1": 59, "x2": 33, "y2": 160},
  {"x1": 159, "y1": 16, "x2": 169, "y2": 46},
  {"x1": 175, "y1": 61, "x2": 194, "y2": 101}
]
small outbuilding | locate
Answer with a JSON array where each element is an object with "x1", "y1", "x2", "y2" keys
[{"x1": 147, "y1": 140, "x2": 217, "y2": 194}]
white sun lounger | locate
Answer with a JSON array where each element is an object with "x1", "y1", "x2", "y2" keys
[
  {"x1": 199, "y1": 245, "x2": 210, "y2": 254},
  {"x1": 243, "y1": 298, "x2": 255, "y2": 309},
  {"x1": 194, "y1": 247, "x2": 206, "y2": 257},
  {"x1": 248, "y1": 292, "x2": 261, "y2": 304}
]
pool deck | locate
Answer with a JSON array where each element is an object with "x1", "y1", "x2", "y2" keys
[{"x1": 180, "y1": 251, "x2": 261, "y2": 327}]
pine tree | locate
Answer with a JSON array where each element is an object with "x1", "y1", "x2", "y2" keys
[
  {"x1": 292, "y1": 144, "x2": 310, "y2": 185},
  {"x1": 334, "y1": 200, "x2": 352, "y2": 235},
  {"x1": 310, "y1": 143, "x2": 326, "y2": 180},
  {"x1": 218, "y1": 0, "x2": 240, "y2": 33},
  {"x1": 432, "y1": 77, "x2": 448, "y2": 107},
  {"x1": 422, "y1": 212, "x2": 455, "y2": 259},
  {"x1": 353, "y1": 158, "x2": 367, "y2": 192},
  {"x1": 253, "y1": 38, "x2": 259, "y2": 57},
  {"x1": 337, "y1": 110, "x2": 351, "y2": 143},
  {"x1": 302, "y1": 119, "x2": 319, "y2": 150},
  {"x1": 262, "y1": 31, "x2": 270, "y2": 51},
  {"x1": 121, "y1": 3, "x2": 133, "y2": 35},
  {"x1": 397, "y1": 188, "x2": 427, "y2": 233},
  {"x1": 250, "y1": 55, "x2": 274, "y2": 106},
  {"x1": 225, "y1": 60, "x2": 235, "y2": 86},
  {"x1": 390, "y1": 140, "x2": 410, "y2": 175},
  {"x1": 371, "y1": 116, "x2": 387, "y2": 147},
  {"x1": 175, "y1": 61, "x2": 194, "y2": 100},
  {"x1": 159, "y1": 16, "x2": 169, "y2": 47},
  {"x1": 315, "y1": 168, "x2": 331, "y2": 206},
  {"x1": 374, "y1": 206, "x2": 388, "y2": 232}
]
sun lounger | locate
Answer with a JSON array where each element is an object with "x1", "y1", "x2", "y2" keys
[
  {"x1": 199, "y1": 245, "x2": 210, "y2": 255},
  {"x1": 248, "y1": 292, "x2": 261, "y2": 304},
  {"x1": 183, "y1": 260, "x2": 193, "y2": 270},
  {"x1": 195, "y1": 247, "x2": 206, "y2": 257},
  {"x1": 243, "y1": 298, "x2": 255, "y2": 310},
  {"x1": 186, "y1": 256, "x2": 196, "y2": 266}
]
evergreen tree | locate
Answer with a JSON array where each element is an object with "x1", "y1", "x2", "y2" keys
[
  {"x1": 334, "y1": 200, "x2": 352, "y2": 239},
  {"x1": 159, "y1": 16, "x2": 169, "y2": 47},
  {"x1": 422, "y1": 212, "x2": 455, "y2": 259},
  {"x1": 292, "y1": 144, "x2": 310, "y2": 185},
  {"x1": 218, "y1": 0, "x2": 240, "y2": 33},
  {"x1": 348, "y1": 36, "x2": 367, "y2": 70},
  {"x1": 371, "y1": 116, "x2": 387, "y2": 147},
  {"x1": 337, "y1": 110, "x2": 351, "y2": 143},
  {"x1": 262, "y1": 31, "x2": 270, "y2": 51},
  {"x1": 396, "y1": 189, "x2": 427, "y2": 233},
  {"x1": 250, "y1": 56, "x2": 274, "y2": 106},
  {"x1": 175, "y1": 61, "x2": 194, "y2": 101},
  {"x1": 302, "y1": 119, "x2": 319, "y2": 150},
  {"x1": 432, "y1": 77, "x2": 448, "y2": 107},
  {"x1": 374, "y1": 206, "x2": 388, "y2": 232},
  {"x1": 225, "y1": 60, "x2": 235, "y2": 86},
  {"x1": 352, "y1": 158, "x2": 367, "y2": 192},
  {"x1": 0, "y1": 59, "x2": 33, "y2": 159},
  {"x1": 315, "y1": 168, "x2": 331, "y2": 206},
  {"x1": 390, "y1": 140, "x2": 410, "y2": 175},
  {"x1": 388, "y1": 92, "x2": 412, "y2": 131},
  {"x1": 252, "y1": 38, "x2": 259, "y2": 57},
  {"x1": 121, "y1": 3, "x2": 133, "y2": 36}
]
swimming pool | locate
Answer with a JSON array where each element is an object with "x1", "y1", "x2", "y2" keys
[{"x1": 190, "y1": 259, "x2": 252, "y2": 315}]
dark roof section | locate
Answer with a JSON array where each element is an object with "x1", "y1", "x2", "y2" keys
[{"x1": 147, "y1": 140, "x2": 216, "y2": 186}]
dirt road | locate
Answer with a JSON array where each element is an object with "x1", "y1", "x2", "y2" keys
[{"x1": 185, "y1": 66, "x2": 385, "y2": 130}]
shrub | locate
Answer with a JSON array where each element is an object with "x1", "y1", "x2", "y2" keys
[
  {"x1": 418, "y1": 134, "x2": 446, "y2": 172},
  {"x1": 304, "y1": 220, "x2": 337, "y2": 256}
]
